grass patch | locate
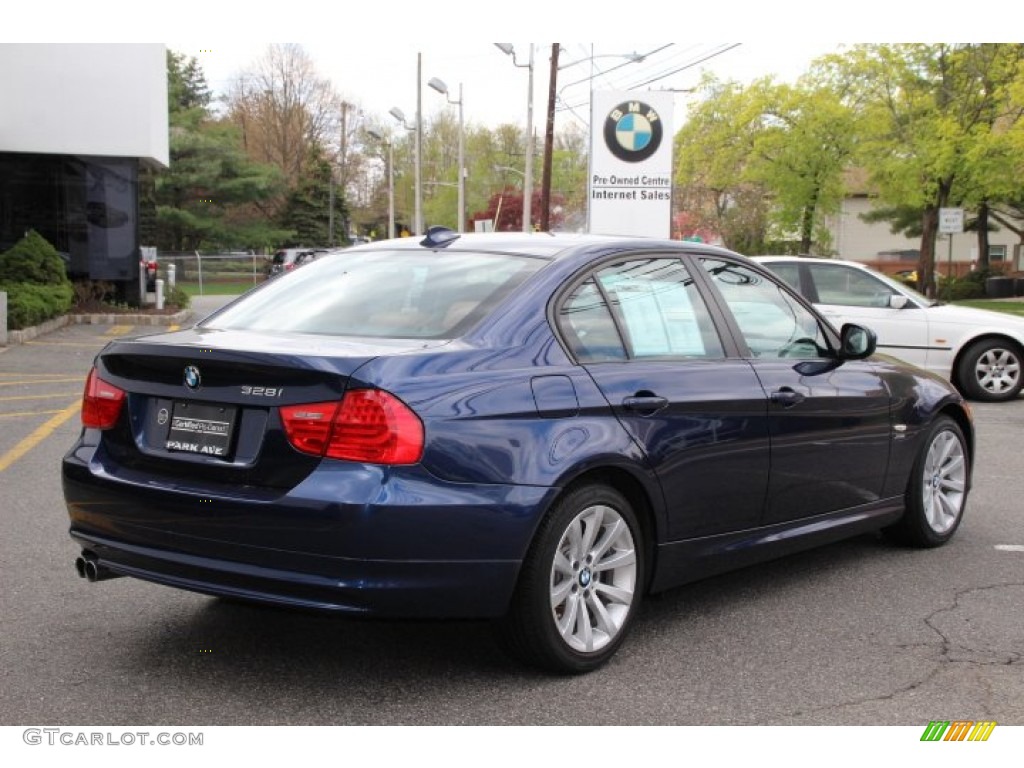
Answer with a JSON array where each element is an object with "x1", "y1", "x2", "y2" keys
[
  {"x1": 951, "y1": 299, "x2": 1024, "y2": 317},
  {"x1": 178, "y1": 280, "x2": 261, "y2": 296}
]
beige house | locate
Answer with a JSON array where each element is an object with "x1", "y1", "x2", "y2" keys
[{"x1": 823, "y1": 170, "x2": 1023, "y2": 275}]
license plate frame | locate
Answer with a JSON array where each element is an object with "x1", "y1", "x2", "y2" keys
[{"x1": 165, "y1": 401, "x2": 237, "y2": 457}]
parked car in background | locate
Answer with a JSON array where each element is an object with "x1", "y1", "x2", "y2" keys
[
  {"x1": 65, "y1": 231, "x2": 974, "y2": 673},
  {"x1": 755, "y1": 256, "x2": 1024, "y2": 402},
  {"x1": 266, "y1": 247, "x2": 329, "y2": 278},
  {"x1": 893, "y1": 267, "x2": 945, "y2": 287}
]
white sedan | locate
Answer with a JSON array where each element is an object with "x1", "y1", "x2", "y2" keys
[{"x1": 755, "y1": 256, "x2": 1024, "y2": 402}]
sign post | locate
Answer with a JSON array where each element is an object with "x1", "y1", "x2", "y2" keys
[{"x1": 939, "y1": 208, "x2": 964, "y2": 282}]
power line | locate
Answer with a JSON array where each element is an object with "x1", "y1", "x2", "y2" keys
[{"x1": 556, "y1": 43, "x2": 739, "y2": 114}]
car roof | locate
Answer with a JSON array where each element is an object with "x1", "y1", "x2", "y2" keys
[
  {"x1": 753, "y1": 255, "x2": 872, "y2": 269},
  {"x1": 354, "y1": 231, "x2": 738, "y2": 262}
]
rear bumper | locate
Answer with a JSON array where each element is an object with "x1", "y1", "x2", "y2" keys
[
  {"x1": 64, "y1": 447, "x2": 556, "y2": 618},
  {"x1": 70, "y1": 529, "x2": 522, "y2": 617}
]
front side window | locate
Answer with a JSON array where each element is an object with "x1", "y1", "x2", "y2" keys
[{"x1": 701, "y1": 259, "x2": 829, "y2": 359}]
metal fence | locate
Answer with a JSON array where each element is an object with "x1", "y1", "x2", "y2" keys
[{"x1": 158, "y1": 252, "x2": 270, "y2": 295}]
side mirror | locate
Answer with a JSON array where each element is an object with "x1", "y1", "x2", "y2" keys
[
  {"x1": 889, "y1": 294, "x2": 909, "y2": 309},
  {"x1": 840, "y1": 323, "x2": 876, "y2": 360}
]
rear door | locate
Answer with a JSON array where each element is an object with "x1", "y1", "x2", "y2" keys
[{"x1": 556, "y1": 256, "x2": 770, "y2": 540}]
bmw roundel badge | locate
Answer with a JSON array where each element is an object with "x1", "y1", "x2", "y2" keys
[
  {"x1": 183, "y1": 365, "x2": 201, "y2": 390},
  {"x1": 604, "y1": 100, "x2": 663, "y2": 163}
]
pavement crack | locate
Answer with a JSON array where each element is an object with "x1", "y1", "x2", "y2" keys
[{"x1": 776, "y1": 581, "x2": 1024, "y2": 723}]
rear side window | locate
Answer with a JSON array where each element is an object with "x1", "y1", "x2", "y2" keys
[
  {"x1": 808, "y1": 264, "x2": 896, "y2": 307},
  {"x1": 559, "y1": 258, "x2": 724, "y2": 362},
  {"x1": 560, "y1": 279, "x2": 627, "y2": 362},
  {"x1": 766, "y1": 262, "x2": 802, "y2": 293},
  {"x1": 208, "y1": 250, "x2": 545, "y2": 338}
]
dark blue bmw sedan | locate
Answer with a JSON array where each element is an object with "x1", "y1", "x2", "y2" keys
[{"x1": 64, "y1": 231, "x2": 973, "y2": 673}]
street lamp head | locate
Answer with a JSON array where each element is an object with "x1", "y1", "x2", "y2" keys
[
  {"x1": 389, "y1": 106, "x2": 406, "y2": 124},
  {"x1": 365, "y1": 127, "x2": 383, "y2": 141},
  {"x1": 427, "y1": 77, "x2": 449, "y2": 96},
  {"x1": 495, "y1": 43, "x2": 514, "y2": 56}
]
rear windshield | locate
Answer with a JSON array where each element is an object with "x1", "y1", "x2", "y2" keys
[{"x1": 206, "y1": 250, "x2": 546, "y2": 338}]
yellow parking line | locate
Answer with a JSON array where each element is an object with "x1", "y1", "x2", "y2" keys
[
  {"x1": 0, "y1": 409, "x2": 67, "y2": 419},
  {"x1": 26, "y1": 341, "x2": 108, "y2": 348},
  {"x1": 0, "y1": 372, "x2": 72, "y2": 378},
  {"x1": 0, "y1": 378, "x2": 83, "y2": 387},
  {"x1": 0, "y1": 392, "x2": 81, "y2": 402},
  {"x1": 0, "y1": 399, "x2": 80, "y2": 472},
  {"x1": 106, "y1": 325, "x2": 134, "y2": 336}
]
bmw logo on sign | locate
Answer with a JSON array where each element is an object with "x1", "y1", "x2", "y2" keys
[
  {"x1": 604, "y1": 100, "x2": 663, "y2": 163},
  {"x1": 183, "y1": 365, "x2": 202, "y2": 390}
]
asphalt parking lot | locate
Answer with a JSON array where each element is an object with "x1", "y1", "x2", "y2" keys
[{"x1": 1, "y1": 309, "x2": 1022, "y2": 727}]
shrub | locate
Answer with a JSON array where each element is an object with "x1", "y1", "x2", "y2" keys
[
  {"x1": 0, "y1": 230, "x2": 69, "y2": 285},
  {"x1": 939, "y1": 280, "x2": 986, "y2": 301},
  {"x1": 1, "y1": 281, "x2": 74, "y2": 330},
  {"x1": 1, "y1": 233, "x2": 76, "y2": 329},
  {"x1": 165, "y1": 285, "x2": 191, "y2": 310}
]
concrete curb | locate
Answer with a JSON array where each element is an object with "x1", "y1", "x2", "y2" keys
[{"x1": 4, "y1": 308, "x2": 193, "y2": 346}]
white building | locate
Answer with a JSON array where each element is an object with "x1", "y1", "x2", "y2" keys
[{"x1": 0, "y1": 44, "x2": 168, "y2": 299}]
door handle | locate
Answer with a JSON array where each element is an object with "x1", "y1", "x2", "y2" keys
[
  {"x1": 770, "y1": 387, "x2": 805, "y2": 408},
  {"x1": 622, "y1": 395, "x2": 668, "y2": 415}
]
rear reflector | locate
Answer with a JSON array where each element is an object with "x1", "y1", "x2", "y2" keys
[
  {"x1": 281, "y1": 389, "x2": 423, "y2": 465},
  {"x1": 81, "y1": 368, "x2": 126, "y2": 429}
]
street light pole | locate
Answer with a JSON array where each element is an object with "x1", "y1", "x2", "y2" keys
[
  {"x1": 389, "y1": 106, "x2": 416, "y2": 235},
  {"x1": 428, "y1": 77, "x2": 465, "y2": 233},
  {"x1": 366, "y1": 128, "x2": 394, "y2": 239},
  {"x1": 495, "y1": 43, "x2": 534, "y2": 232}
]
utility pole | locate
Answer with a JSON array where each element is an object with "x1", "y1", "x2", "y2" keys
[
  {"x1": 540, "y1": 44, "x2": 560, "y2": 232},
  {"x1": 524, "y1": 45, "x2": 534, "y2": 232},
  {"x1": 415, "y1": 53, "x2": 423, "y2": 235},
  {"x1": 330, "y1": 101, "x2": 350, "y2": 246}
]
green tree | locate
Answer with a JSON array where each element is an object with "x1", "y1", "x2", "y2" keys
[
  {"x1": 825, "y1": 44, "x2": 1024, "y2": 294},
  {"x1": 751, "y1": 74, "x2": 856, "y2": 253},
  {"x1": 153, "y1": 51, "x2": 289, "y2": 252},
  {"x1": 278, "y1": 149, "x2": 348, "y2": 246},
  {"x1": 673, "y1": 75, "x2": 774, "y2": 252},
  {"x1": 674, "y1": 72, "x2": 855, "y2": 255}
]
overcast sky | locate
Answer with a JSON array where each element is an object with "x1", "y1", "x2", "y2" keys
[
  {"x1": 171, "y1": 41, "x2": 844, "y2": 134},
  {"x1": 12, "y1": 1, "x2": 989, "y2": 139}
]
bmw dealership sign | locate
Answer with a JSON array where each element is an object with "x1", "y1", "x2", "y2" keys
[{"x1": 589, "y1": 91, "x2": 673, "y2": 237}]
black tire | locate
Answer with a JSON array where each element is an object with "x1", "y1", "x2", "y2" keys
[
  {"x1": 885, "y1": 416, "x2": 969, "y2": 548},
  {"x1": 497, "y1": 484, "x2": 644, "y2": 674},
  {"x1": 956, "y1": 338, "x2": 1023, "y2": 402}
]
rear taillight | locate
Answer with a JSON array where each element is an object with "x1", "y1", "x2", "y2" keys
[
  {"x1": 280, "y1": 389, "x2": 423, "y2": 465},
  {"x1": 81, "y1": 368, "x2": 126, "y2": 429}
]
